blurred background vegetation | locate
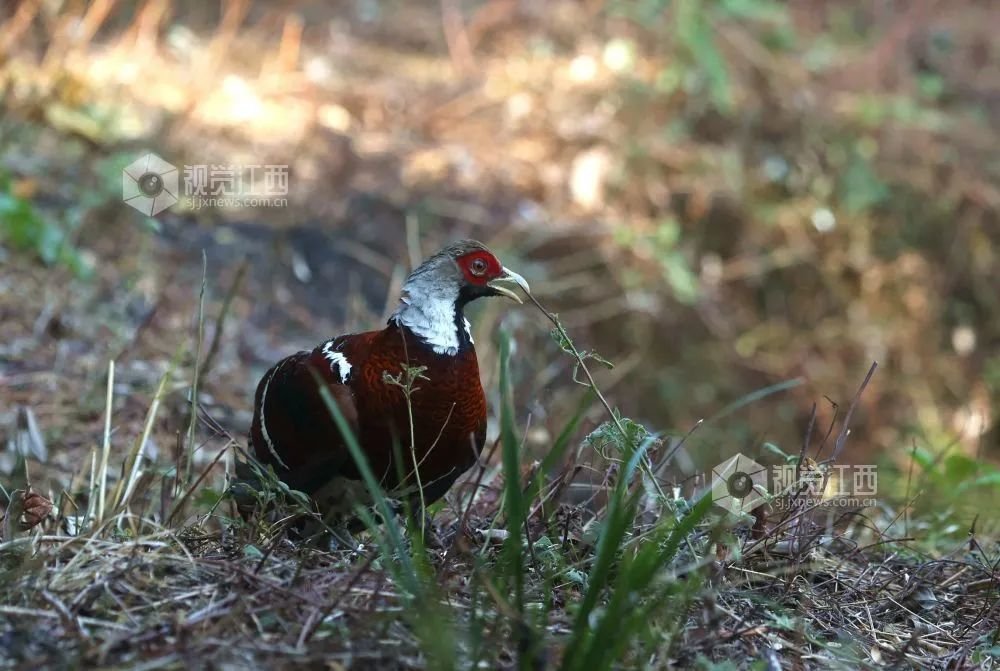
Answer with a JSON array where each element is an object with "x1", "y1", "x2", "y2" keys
[{"x1": 0, "y1": 0, "x2": 998, "y2": 524}]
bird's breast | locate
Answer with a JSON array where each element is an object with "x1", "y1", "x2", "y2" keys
[{"x1": 352, "y1": 344, "x2": 486, "y2": 481}]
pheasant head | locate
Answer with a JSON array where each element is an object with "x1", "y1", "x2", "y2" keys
[{"x1": 390, "y1": 240, "x2": 530, "y2": 355}]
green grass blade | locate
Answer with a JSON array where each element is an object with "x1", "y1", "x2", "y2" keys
[
  {"x1": 497, "y1": 330, "x2": 535, "y2": 667},
  {"x1": 539, "y1": 389, "x2": 594, "y2": 474},
  {"x1": 570, "y1": 493, "x2": 712, "y2": 669},
  {"x1": 704, "y1": 377, "x2": 804, "y2": 426},
  {"x1": 311, "y1": 369, "x2": 416, "y2": 590},
  {"x1": 560, "y1": 435, "x2": 657, "y2": 669},
  {"x1": 312, "y1": 368, "x2": 456, "y2": 670}
]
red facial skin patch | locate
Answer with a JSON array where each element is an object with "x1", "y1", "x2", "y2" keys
[{"x1": 456, "y1": 250, "x2": 503, "y2": 286}]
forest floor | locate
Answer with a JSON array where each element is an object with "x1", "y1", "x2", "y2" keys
[{"x1": 1, "y1": 1, "x2": 999, "y2": 668}]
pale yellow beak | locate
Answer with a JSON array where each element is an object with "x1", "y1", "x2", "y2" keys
[{"x1": 488, "y1": 267, "x2": 530, "y2": 303}]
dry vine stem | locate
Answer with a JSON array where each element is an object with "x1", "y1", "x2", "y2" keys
[
  {"x1": 522, "y1": 289, "x2": 680, "y2": 514},
  {"x1": 522, "y1": 291, "x2": 627, "y2": 443}
]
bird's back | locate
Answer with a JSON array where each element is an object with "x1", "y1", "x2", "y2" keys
[{"x1": 247, "y1": 321, "x2": 487, "y2": 511}]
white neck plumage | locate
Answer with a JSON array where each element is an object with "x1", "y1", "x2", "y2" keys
[{"x1": 389, "y1": 279, "x2": 472, "y2": 356}]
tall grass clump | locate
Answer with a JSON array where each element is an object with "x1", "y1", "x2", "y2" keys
[{"x1": 297, "y1": 280, "x2": 716, "y2": 668}]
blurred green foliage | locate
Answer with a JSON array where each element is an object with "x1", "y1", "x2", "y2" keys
[
  {"x1": 0, "y1": 151, "x2": 150, "y2": 277},
  {"x1": 912, "y1": 448, "x2": 1000, "y2": 496},
  {"x1": 0, "y1": 171, "x2": 90, "y2": 276},
  {"x1": 590, "y1": 0, "x2": 999, "y2": 484},
  {"x1": 615, "y1": 218, "x2": 700, "y2": 304}
]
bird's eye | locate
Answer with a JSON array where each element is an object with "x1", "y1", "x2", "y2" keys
[{"x1": 470, "y1": 258, "x2": 488, "y2": 276}]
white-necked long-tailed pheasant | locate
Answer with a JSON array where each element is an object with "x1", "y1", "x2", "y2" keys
[{"x1": 241, "y1": 240, "x2": 529, "y2": 520}]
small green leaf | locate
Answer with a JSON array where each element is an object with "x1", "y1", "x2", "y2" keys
[
  {"x1": 550, "y1": 325, "x2": 574, "y2": 355},
  {"x1": 840, "y1": 150, "x2": 889, "y2": 213},
  {"x1": 242, "y1": 544, "x2": 264, "y2": 560},
  {"x1": 944, "y1": 453, "x2": 980, "y2": 483},
  {"x1": 761, "y1": 442, "x2": 792, "y2": 460}
]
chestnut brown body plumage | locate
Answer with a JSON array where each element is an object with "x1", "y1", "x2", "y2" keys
[{"x1": 244, "y1": 240, "x2": 529, "y2": 517}]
